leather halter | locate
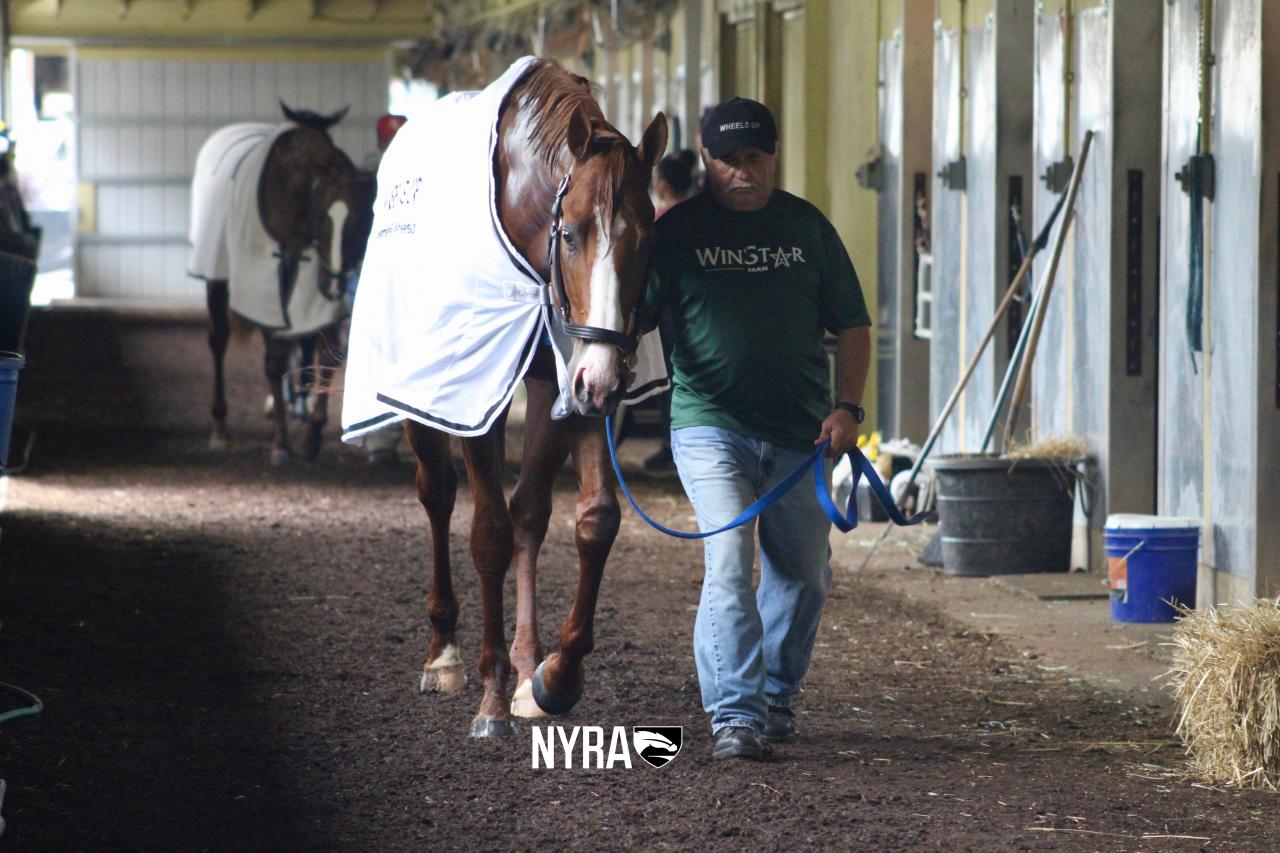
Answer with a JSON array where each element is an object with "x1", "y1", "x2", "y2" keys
[{"x1": 546, "y1": 169, "x2": 641, "y2": 354}]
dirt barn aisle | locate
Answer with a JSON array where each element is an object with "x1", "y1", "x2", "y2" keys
[{"x1": 0, "y1": 309, "x2": 1275, "y2": 849}]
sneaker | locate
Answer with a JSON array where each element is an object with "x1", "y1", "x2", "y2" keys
[
  {"x1": 642, "y1": 445, "x2": 678, "y2": 477},
  {"x1": 761, "y1": 707, "x2": 797, "y2": 744},
  {"x1": 711, "y1": 725, "x2": 767, "y2": 760}
]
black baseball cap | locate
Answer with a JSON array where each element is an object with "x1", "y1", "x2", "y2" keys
[{"x1": 700, "y1": 97, "x2": 778, "y2": 159}]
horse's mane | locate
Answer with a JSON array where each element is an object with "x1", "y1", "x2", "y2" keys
[
  {"x1": 516, "y1": 60, "x2": 639, "y2": 229},
  {"x1": 520, "y1": 60, "x2": 604, "y2": 166}
]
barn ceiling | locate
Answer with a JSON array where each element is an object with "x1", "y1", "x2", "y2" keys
[
  {"x1": 11, "y1": 1, "x2": 679, "y2": 87},
  {"x1": 11, "y1": 0, "x2": 447, "y2": 42},
  {"x1": 10, "y1": 1, "x2": 673, "y2": 48}
]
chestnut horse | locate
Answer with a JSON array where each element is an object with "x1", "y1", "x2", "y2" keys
[
  {"x1": 198, "y1": 105, "x2": 374, "y2": 463},
  {"x1": 409, "y1": 61, "x2": 666, "y2": 736}
]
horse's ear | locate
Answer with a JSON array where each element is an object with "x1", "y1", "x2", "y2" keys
[
  {"x1": 321, "y1": 106, "x2": 350, "y2": 130},
  {"x1": 566, "y1": 110, "x2": 593, "y2": 162},
  {"x1": 280, "y1": 100, "x2": 302, "y2": 124},
  {"x1": 638, "y1": 112, "x2": 668, "y2": 173}
]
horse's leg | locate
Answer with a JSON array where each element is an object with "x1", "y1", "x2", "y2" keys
[
  {"x1": 459, "y1": 414, "x2": 517, "y2": 737},
  {"x1": 300, "y1": 325, "x2": 338, "y2": 461},
  {"x1": 206, "y1": 280, "x2": 230, "y2": 450},
  {"x1": 531, "y1": 417, "x2": 619, "y2": 716},
  {"x1": 262, "y1": 330, "x2": 293, "y2": 465},
  {"x1": 405, "y1": 421, "x2": 466, "y2": 695},
  {"x1": 508, "y1": 378, "x2": 575, "y2": 718}
]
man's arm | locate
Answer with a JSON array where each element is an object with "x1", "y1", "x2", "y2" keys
[{"x1": 814, "y1": 324, "x2": 872, "y2": 457}]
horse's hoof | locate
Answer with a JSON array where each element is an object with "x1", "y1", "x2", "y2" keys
[
  {"x1": 531, "y1": 659, "x2": 583, "y2": 716},
  {"x1": 421, "y1": 645, "x2": 466, "y2": 694},
  {"x1": 270, "y1": 448, "x2": 292, "y2": 466},
  {"x1": 300, "y1": 443, "x2": 321, "y2": 463},
  {"x1": 511, "y1": 678, "x2": 550, "y2": 719},
  {"x1": 209, "y1": 434, "x2": 228, "y2": 451},
  {"x1": 420, "y1": 664, "x2": 467, "y2": 694},
  {"x1": 469, "y1": 716, "x2": 517, "y2": 738}
]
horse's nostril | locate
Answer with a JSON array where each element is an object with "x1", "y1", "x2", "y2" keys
[{"x1": 573, "y1": 372, "x2": 590, "y2": 405}]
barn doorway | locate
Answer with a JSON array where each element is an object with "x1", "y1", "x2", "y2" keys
[{"x1": 8, "y1": 42, "x2": 76, "y2": 304}]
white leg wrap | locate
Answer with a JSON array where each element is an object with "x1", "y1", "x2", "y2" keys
[{"x1": 510, "y1": 678, "x2": 549, "y2": 719}]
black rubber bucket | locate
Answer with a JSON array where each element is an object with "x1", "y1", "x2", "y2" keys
[
  {"x1": 931, "y1": 454, "x2": 1076, "y2": 577},
  {"x1": 0, "y1": 250, "x2": 36, "y2": 353}
]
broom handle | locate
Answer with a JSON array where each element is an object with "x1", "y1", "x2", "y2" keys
[
  {"x1": 1003, "y1": 129, "x2": 1095, "y2": 449},
  {"x1": 980, "y1": 269, "x2": 1044, "y2": 453},
  {"x1": 895, "y1": 166, "x2": 1075, "y2": 500},
  {"x1": 898, "y1": 244, "x2": 1038, "y2": 493}
]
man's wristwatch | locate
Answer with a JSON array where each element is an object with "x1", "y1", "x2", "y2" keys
[{"x1": 835, "y1": 401, "x2": 866, "y2": 424}]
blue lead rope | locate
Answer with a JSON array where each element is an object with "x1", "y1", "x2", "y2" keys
[{"x1": 605, "y1": 414, "x2": 930, "y2": 540}]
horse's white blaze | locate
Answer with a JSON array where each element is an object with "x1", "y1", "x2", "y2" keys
[
  {"x1": 326, "y1": 198, "x2": 349, "y2": 272},
  {"x1": 576, "y1": 210, "x2": 625, "y2": 407}
]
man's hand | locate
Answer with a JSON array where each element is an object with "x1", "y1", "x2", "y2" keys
[{"x1": 815, "y1": 409, "x2": 859, "y2": 458}]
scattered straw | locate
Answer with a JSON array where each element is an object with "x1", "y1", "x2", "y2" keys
[
  {"x1": 1004, "y1": 434, "x2": 1087, "y2": 462},
  {"x1": 1165, "y1": 598, "x2": 1280, "y2": 791}
]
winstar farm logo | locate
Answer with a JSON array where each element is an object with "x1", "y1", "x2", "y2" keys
[
  {"x1": 695, "y1": 244, "x2": 807, "y2": 273},
  {"x1": 531, "y1": 725, "x2": 682, "y2": 769}
]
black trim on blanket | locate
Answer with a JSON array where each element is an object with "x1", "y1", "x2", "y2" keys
[
  {"x1": 212, "y1": 129, "x2": 271, "y2": 179},
  {"x1": 623, "y1": 377, "x2": 670, "y2": 401},
  {"x1": 230, "y1": 133, "x2": 270, "y2": 180},
  {"x1": 345, "y1": 411, "x2": 400, "y2": 436},
  {"x1": 374, "y1": 323, "x2": 541, "y2": 435},
  {"x1": 489, "y1": 209, "x2": 545, "y2": 289}
]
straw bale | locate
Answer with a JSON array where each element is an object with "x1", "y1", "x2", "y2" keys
[
  {"x1": 1004, "y1": 434, "x2": 1087, "y2": 462},
  {"x1": 1166, "y1": 599, "x2": 1280, "y2": 790}
]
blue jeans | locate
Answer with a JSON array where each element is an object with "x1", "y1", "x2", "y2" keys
[{"x1": 670, "y1": 425, "x2": 833, "y2": 734}]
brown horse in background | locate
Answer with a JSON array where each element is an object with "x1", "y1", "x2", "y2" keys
[
  {"x1": 201, "y1": 105, "x2": 375, "y2": 463},
  {"x1": 411, "y1": 61, "x2": 667, "y2": 736}
]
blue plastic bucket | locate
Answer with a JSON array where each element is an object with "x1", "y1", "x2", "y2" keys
[
  {"x1": 0, "y1": 351, "x2": 23, "y2": 471},
  {"x1": 1104, "y1": 514, "x2": 1200, "y2": 623}
]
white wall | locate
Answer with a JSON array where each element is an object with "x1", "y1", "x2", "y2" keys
[{"x1": 75, "y1": 53, "x2": 388, "y2": 302}]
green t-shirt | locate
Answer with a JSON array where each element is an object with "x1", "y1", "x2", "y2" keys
[{"x1": 645, "y1": 190, "x2": 871, "y2": 453}]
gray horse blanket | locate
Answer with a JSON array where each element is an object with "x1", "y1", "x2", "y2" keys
[{"x1": 341, "y1": 57, "x2": 666, "y2": 441}]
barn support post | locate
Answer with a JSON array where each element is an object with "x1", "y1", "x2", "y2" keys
[
  {"x1": 1162, "y1": 0, "x2": 1280, "y2": 605},
  {"x1": 0, "y1": 0, "x2": 9, "y2": 124},
  {"x1": 928, "y1": 0, "x2": 1032, "y2": 454},
  {"x1": 870, "y1": 0, "x2": 932, "y2": 444},
  {"x1": 1029, "y1": 0, "x2": 1161, "y2": 572}
]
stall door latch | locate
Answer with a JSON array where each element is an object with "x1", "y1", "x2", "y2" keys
[
  {"x1": 856, "y1": 147, "x2": 887, "y2": 192},
  {"x1": 1041, "y1": 157, "x2": 1074, "y2": 193},
  {"x1": 1175, "y1": 154, "x2": 1215, "y2": 201},
  {"x1": 937, "y1": 157, "x2": 966, "y2": 191}
]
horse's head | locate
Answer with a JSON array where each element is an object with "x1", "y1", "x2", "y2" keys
[
  {"x1": 551, "y1": 111, "x2": 668, "y2": 417},
  {"x1": 498, "y1": 61, "x2": 668, "y2": 416},
  {"x1": 269, "y1": 104, "x2": 375, "y2": 295},
  {"x1": 299, "y1": 139, "x2": 369, "y2": 295}
]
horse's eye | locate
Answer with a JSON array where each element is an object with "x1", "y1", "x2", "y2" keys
[{"x1": 560, "y1": 227, "x2": 575, "y2": 247}]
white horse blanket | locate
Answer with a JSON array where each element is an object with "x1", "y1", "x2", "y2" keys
[
  {"x1": 341, "y1": 56, "x2": 666, "y2": 441},
  {"x1": 188, "y1": 123, "x2": 344, "y2": 337}
]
